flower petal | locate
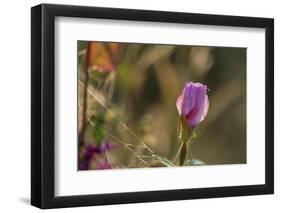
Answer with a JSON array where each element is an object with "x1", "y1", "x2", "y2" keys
[
  {"x1": 176, "y1": 82, "x2": 209, "y2": 128},
  {"x1": 200, "y1": 95, "x2": 209, "y2": 122},
  {"x1": 185, "y1": 84, "x2": 207, "y2": 128},
  {"x1": 177, "y1": 82, "x2": 196, "y2": 116}
]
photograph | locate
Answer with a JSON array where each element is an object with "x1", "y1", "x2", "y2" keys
[
  {"x1": 78, "y1": 41, "x2": 247, "y2": 170},
  {"x1": 30, "y1": 3, "x2": 274, "y2": 209}
]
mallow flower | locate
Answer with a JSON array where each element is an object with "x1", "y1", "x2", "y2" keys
[
  {"x1": 176, "y1": 82, "x2": 209, "y2": 129},
  {"x1": 79, "y1": 140, "x2": 117, "y2": 170}
]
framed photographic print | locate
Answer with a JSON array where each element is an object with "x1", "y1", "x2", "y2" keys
[{"x1": 31, "y1": 3, "x2": 274, "y2": 209}]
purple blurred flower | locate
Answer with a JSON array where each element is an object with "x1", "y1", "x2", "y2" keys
[
  {"x1": 176, "y1": 82, "x2": 209, "y2": 128},
  {"x1": 100, "y1": 140, "x2": 117, "y2": 152},
  {"x1": 79, "y1": 140, "x2": 116, "y2": 170},
  {"x1": 79, "y1": 159, "x2": 91, "y2": 171}
]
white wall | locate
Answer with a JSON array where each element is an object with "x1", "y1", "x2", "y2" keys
[{"x1": 0, "y1": 0, "x2": 279, "y2": 212}]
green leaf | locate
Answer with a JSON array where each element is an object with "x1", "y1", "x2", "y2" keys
[
  {"x1": 92, "y1": 125, "x2": 105, "y2": 145},
  {"x1": 91, "y1": 115, "x2": 105, "y2": 145},
  {"x1": 184, "y1": 159, "x2": 206, "y2": 166}
]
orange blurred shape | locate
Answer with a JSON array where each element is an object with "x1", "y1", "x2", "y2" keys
[{"x1": 87, "y1": 42, "x2": 123, "y2": 72}]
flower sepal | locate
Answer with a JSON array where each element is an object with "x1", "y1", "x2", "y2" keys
[{"x1": 178, "y1": 116, "x2": 196, "y2": 144}]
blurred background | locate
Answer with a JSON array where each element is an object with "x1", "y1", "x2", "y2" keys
[{"x1": 78, "y1": 41, "x2": 246, "y2": 170}]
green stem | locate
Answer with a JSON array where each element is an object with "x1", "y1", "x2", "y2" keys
[
  {"x1": 178, "y1": 141, "x2": 187, "y2": 166},
  {"x1": 176, "y1": 116, "x2": 196, "y2": 166}
]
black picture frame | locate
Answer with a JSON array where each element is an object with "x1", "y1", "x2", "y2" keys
[{"x1": 31, "y1": 3, "x2": 274, "y2": 209}]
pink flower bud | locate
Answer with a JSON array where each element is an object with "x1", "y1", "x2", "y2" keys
[{"x1": 176, "y1": 82, "x2": 209, "y2": 128}]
